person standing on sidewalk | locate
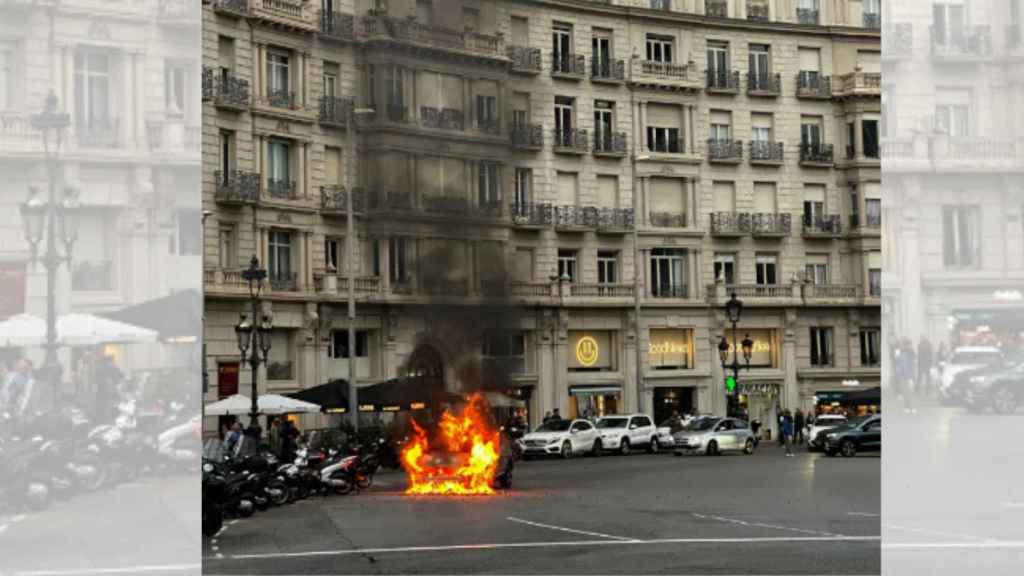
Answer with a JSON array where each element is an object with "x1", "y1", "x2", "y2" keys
[
  {"x1": 794, "y1": 409, "x2": 805, "y2": 445},
  {"x1": 781, "y1": 410, "x2": 794, "y2": 456}
]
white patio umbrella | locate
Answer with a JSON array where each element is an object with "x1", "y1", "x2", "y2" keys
[
  {"x1": 0, "y1": 313, "x2": 158, "y2": 348},
  {"x1": 204, "y1": 393, "x2": 321, "y2": 416}
]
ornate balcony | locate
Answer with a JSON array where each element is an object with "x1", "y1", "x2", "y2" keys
[
  {"x1": 367, "y1": 189, "x2": 413, "y2": 212},
  {"x1": 203, "y1": 67, "x2": 250, "y2": 110},
  {"x1": 650, "y1": 284, "x2": 689, "y2": 299},
  {"x1": 799, "y1": 143, "x2": 834, "y2": 166},
  {"x1": 706, "y1": 70, "x2": 740, "y2": 94},
  {"x1": 710, "y1": 212, "x2": 751, "y2": 237},
  {"x1": 750, "y1": 213, "x2": 791, "y2": 237},
  {"x1": 266, "y1": 178, "x2": 297, "y2": 200},
  {"x1": 802, "y1": 214, "x2": 842, "y2": 237},
  {"x1": 553, "y1": 206, "x2": 633, "y2": 231},
  {"x1": 552, "y1": 53, "x2": 586, "y2": 79},
  {"x1": 511, "y1": 202, "x2": 553, "y2": 228},
  {"x1": 268, "y1": 272, "x2": 299, "y2": 293},
  {"x1": 747, "y1": 1, "x2": 769, "y2": 22},
  {"x1": 796, "y1": 73, "x2": 831, "y2": 99},
  {"x1": 419, "y1": 107, "x2": 464, "y2": 131},
  {"x1": 319, "y1": 97, "x2": 353, "y2": 127},
  {"x1": 570, "y1": 284, "x2": 635, "y2": 298},
  {"x1": 596, "y1": 208, "x2": 635, "y2": 232},
  {"x1": 385, "y1": 104, "x2": 410, "y2": 124},
  {"x1": 709, "y1": 284, "x2": 800, "y2": 305},
  {"x1": 75, "y1": 119, "x2": 121, "y2": 148},
  {"x1": 706, "y1": 0, "x2": 728, "y2": 18},
  {"x1": 935, "y1": 138, "x2": 1017, "y2": 162},
  {"x1": 511, "y1": 124, "x2": 543, "y2": 150},
  {"x1": 553, "y1": 128, "x2": 588, "y2": 155},
  {"x1": 747, "y1": 72, "x2": 781, "y2": 96},
  {"x1": 321, "y1": 185, "x2": 365, "y2": 215},
  {"x1": 863, "y1": 12, "x2": 881, "y2": 29},
  {"x1": 834, "y1": 72, "x2": 881, "y2": 97},
  {"x1": 802, "y1": 284, "x2": 861, "y2": 304},
  {"x1": 355, "y1": 15, "x2": 505, "y2": 61},
  {"x1": 251, "y1": 0, "x2": 318, "y2": 32},
  {"x1": 707, "y1": 139, "x2": 743, "y2": 163},
  {"x1": 931, "y1": 26, "x2": 993, "y2": 61},
  {"x1": 593, "y1": 131, "x2": 628, "y2": 157},
  {"x1": 796, "y1": 8, "x2": 819, "y2": 25},
  {"x1": 508, "y1": 46, "x2": 542, "y2": 74},
  {"x1": 591, "y1": 58, "x2": 626, "y2": 83},
  {"x1": 263, "y1": 88, "x2": 298, "y2": 110},
  {"x1": 211, "y1": 0, "x2": 248, "y2": 17},
  {"x1": 648, "y1": 212, "x2": 688, "y2": 228},
  {"x1": 883, "y1": 23, "x2": 914, "y2": 60},
  {"x1": 214, "y1": 170, "x2": 260, "y2": 205},
  {"x1": 158, "y1": 0, "x2": 199, "y2": 25},
  {"x1": 320, "y1": 12, "x2": 355, "y2": 42},
  {"x1": 630, "y1": 60, "x2": 702, "y2": 92},
  {"x1": 749, "y1": 141, "x2": 784, "y2": 165}
]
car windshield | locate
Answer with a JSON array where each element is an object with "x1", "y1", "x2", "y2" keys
[
  {"x1": 597, "y1": 418, "x2": 628, "y2": 429},
  {"x1": 950, "y1": 351, "x2": 1001, "y2": 365},
  {"x1": 838, "y1": 415, "x2": 872, "y2": 429},
  {"x1": 683, "y1": 418, "x2": 718, "y2": 431},
  {"x1": 535, "y1": 421, "x2": 572, "y2": 432}
]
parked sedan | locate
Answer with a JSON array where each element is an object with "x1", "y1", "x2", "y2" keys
[
  {"x1": 519, "y1": 419, "x2": 598, "y2": 459},
  {"x1": 823, "y1": 415, "x2": 881, "y2": 457},
  {"x1": 806, "y1": 414, "x2": 848, "y2": 451},
  {"x1": 671, "y1": 417, "x2": 756, "y2": 456}
]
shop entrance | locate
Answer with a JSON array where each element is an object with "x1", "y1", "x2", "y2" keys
[
  {"x1": 569, "y1": 385, "x2": 621, "y2": 420},
  {"x1": 654, "y1": 387, "x2": 695, "y2": 424},
  {"x1": 736, "y1": 383, "x2": 781, "y2": 441}
]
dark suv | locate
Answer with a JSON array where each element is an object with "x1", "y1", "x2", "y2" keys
[
  {"x1": 823, "y1": 415, "x2": 881, "y2": 457},
  {"x1": 958, "y1": 360, "x2": 1024, "y2": 414}
]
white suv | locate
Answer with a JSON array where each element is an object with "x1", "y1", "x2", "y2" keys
[{"x1": 594, "y1": 414, "x2": 660, "y2": 455}]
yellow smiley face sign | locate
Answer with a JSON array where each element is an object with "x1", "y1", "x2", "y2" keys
[{"x1": 576, "y1": 335, "x2": 600, "y2": 367}]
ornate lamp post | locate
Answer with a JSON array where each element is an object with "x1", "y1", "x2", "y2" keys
[
  {"x1": 235, "y1": 256, "x2": 273, "y2": 431},
  {"x1": 719, "y1": 293, "x2": 754, "y2": 417},
  {"x1": 20, "y1": 92, "x2": 79, "y2": 394}
]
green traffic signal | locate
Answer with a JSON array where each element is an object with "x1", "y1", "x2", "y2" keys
[{"x1": 725, "y1": 376, "x2": 736, "y2": 392}]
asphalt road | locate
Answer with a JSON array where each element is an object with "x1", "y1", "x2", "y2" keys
[
  {"x1": 882, "y1": 396, "x2": 1024, "y2": 575},
  {"x1": 203, "y1": 443, "x2": 880, "y2": 575}
]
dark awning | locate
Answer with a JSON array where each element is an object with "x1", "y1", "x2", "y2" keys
[
  {"x1": 287, "y1": 379, "x2": 350, "y2": 413},
  {"x1": 356, "y1": 377, "x2": 462, "y2": 411},
  {"x1": 98, "y1": 289, "x2": 202, "y2": 342},
  {"x1": 845, "y1": 387, "x2": 881, "y2": 404}
]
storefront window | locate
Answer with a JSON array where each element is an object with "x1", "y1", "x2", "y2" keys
[
  {"x1": 648, "y1": 329, "x2": 694, "y2": 370},
  {"x1": 568, "y1": 331, "x2": 615, "y2": 372}
]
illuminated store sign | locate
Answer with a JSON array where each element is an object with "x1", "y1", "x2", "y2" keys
[
  {"x1": 724, "y1": 329, "x2": 776, "y2": 367},
  {"x1": 568, "y1": 332, "x2": 612, "y2": 369},
  {"x1": 649, "y1": 329, "x2": 692, "y2": 370}
]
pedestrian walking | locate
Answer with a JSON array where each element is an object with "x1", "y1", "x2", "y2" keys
[
  {"x1": 280, "y1": 419, "x2": 300, "y2": 463},
  {"x1": 223, "y1": 422, "x2": 243, "y2": 456},
  {"x1": 551, "y1": 408, "x2": 563, "y2": 422},
  {"x1": 794, "y1": 409, "x2": 805, "y2": 445},
  {"x1": 542, "y1": 411, "x2": 552, "y2": 424},
  {"x1": 781, "y1": 410, "x2": 794, "y2": 456}
]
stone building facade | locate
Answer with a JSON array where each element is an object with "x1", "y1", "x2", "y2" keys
[{"x1": 202, "y1": 0, "x2": 880, "y2": 436}]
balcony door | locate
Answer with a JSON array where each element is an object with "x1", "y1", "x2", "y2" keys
[
  {"x1": 555, "y1": 96, "x2": 574, "y2": 145},
  {"x1": 592, "y1": 33, "x2": 612, "y2": 75},
  {"x1": 268, "y1": 230, "x2": 293, "y2": 283},
  {"x1": 706, "y1": 42, "x2": 729, "y2": 83},
  {"x1": 594, "y1": 101, "x2": 614, "y2": 150},
  {"x1": 933, "y1": 2, "x2": 966, "y2": 47},
  {"x1": 553, "y1": 24, "x2": 573, "y2": 69},
  {"x1": 266, "y1": 51, "x2": 290, "y2": 96},
  {"x1": 755, "y1": 254, "x2": 777, "y2": 285},
  {"x1": 748, "y1": 44, "x2": 770, "y2": 84},
  {"x1": 651, "y1": 248, "x2": 686, "y2": 297},
  {"x1": 74, "y1": 51, "x2": 111, "y2": 131},
  {"x1": 801, "y1": 120, "x2": 822, "y2": 147}
]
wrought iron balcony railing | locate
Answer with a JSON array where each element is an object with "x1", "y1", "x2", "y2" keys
[
  {"x1": 796, "y1": 73, "x2": 831, "y2": 98},
  {"x1": 214, "y1": 170, "x2": 261, "y2": 204},
  {"x1": 264, "y1": 88, "x2": 297, "y2": 110},
  {"x1": 211, "y1": 0, "x2": 248, "y2": 16},
  {"x1": 710, "y1": 212, "x2": 751, "y2": 236},
  {"x1": 648, "y1": 212, "x2": 687, "y2": 228},
  {"x1": 508, "y1": 46, "x2": 542, "y2": 73},
  {"x1": 266, "y1": 178, "x2": 297, "y2": 199},
  {"x1": 802, "y1": 214, "x2": 842, "y2": 236},
  {"x1": 747, "y1": 1, "x2": 769, "y2": 21},
  {"x1": 320, "y1": 12, "x2": 355, "y2": 40},
  {"x1": 749, "y1": 141, "x2": 784, "y2": 164},
  {"x1": 835, "y1": 71, "x2": 881, "y2": 94},
  {"x1": 747, "y1": 72, "x2": 781, "y2": 95},
  {"x1": 570, "y1": 284, "x2": 635, "y2": 298},
  {"x1": 321, "y1": 185, "x2": 365, "y2": 213},
  {"x1": 553, "y1": 128, "x2": 589, "y2": 153},
  {"x1": 592, "y1": 58, "x2": 626, "y2": 82},
  {"x1": 706, "y1": 70, "x2": 740, "y2": 93},
  {"x1": 706, "y1": 0, "x2": 728, "y2": 18},
  {"x1": 511, "y1": 202, "x2": 553, "y2": 227},
  {"x1": 796, "y1": 8, "x2": 819, "y2": 25},
  {"x1": 553, "y1": 206, "x2": 634, "y2": 230},
  {"x1": 751, "y1": 213, "x2": 792, "y2": 236},
  {"x1": 319, "y1": 97, "x2": 353, "y2": 126},
  {"x1": 596, "y1": 208, "x2": 635, "y2": 230},
  {"x1": 593, "y1": 131, "x2": 628, "y2": 156},
  {"x1": 552, "y1": 53, "x2": 587, "y2": 78},
  {"x1": 355, "y1": 15, "x2": 504, "y2": 59},
  {"x1": 799, "y1": 143, "x2": 834, "y2": 165},
  {"x1": 707, "y1": 139, "x2": 744, "y2": 162},
  {"x1": 931, "y1": 25, "x2": 993, "y2": 58},
  {"x1": 639, "y1": 60, "x2": 692, "y2": 79},
  {"x1": 511, "y1": 123, "x2": 543, "y2": 149},
  {"x1": 203, "y1": 67, "x2": 250, "y2": 109}
]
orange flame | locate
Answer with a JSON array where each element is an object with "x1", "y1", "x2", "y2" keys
[{"x1": 401, "y1": 393, "x2": 501, "y2": 495}]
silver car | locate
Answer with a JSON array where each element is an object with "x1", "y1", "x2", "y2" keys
[{"x1": 671, "y1": 417, "x2": 756, "y2": 456}]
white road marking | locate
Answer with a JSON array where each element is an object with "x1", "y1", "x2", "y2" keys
[
  {"x1": 692, "y1": 513, "x2": 841, "y2": 538},
  {"x1": 885, "y1": 540, "x2": 1024, "y2": 550},
  {"x1": 207, "y1": 535, "x2": 881, "y2": 561},
  {"x1": 847, "y1": 512, "x2": 880, "y2": 517},
  {"x1": 506, "y1": 516, "x2": 636, "y2": 542},
  {"x1": 14, "y1": 563, "x2": 202, "y2": 575},
  {"x1": 229, "y1": 519, "x2": 239, "y2": 525},
  {"x1": 885, "y1": 524, "x2": 991, "y2": 542}
]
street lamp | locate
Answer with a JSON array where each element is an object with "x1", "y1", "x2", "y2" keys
[
  {"x1": 345, "y1": 105, "x2": 375, "y2": 432},
  {"x1": 719, "y1": 292, "x2": 752, "y2": 418},
  {"x1": 20, "y1": 92, "x2": 78, "y2": 395},
  {"x1": 236, "y1": 256, "x2": 272, "y2": 431}
]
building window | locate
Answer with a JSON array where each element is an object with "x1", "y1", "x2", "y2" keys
[
  {"x1": 268, "y1": 230, "x2": 293, "y2": 282},
  {"x1": 478, "y1": 162, "x2": 500, "y2": 206},
  {"x1": 558, "y1": 249, "x2": 577, "y2": 282},
  {"x1": 552, "y1": 23, "x2": 574, "y2": 72},
  {"x1": 803, "y1": 185, "x2": 826, "y2": 225},
  {"x1": 74, "y1": 51, "x2": 111, "y2": 129},
  {"x1": 482, "y1": 332, "x2": 527, "y2": 376},
  {"x1": 943, "y1": 205, "x2": 980, "y2": 268},
  {"x1": 650, "y1": 248, "x2": 687, "y2": 298},
  {"x1": 860, "y1": 329, "x2": 881, "y2": 366},
  {"x1": 706, "y1": 41, "x2": 729, "y2": 76},
  {"x1": 266, "y1": 50, "x2": 290, "y2": 96},
  {"x1": 850, "y1": 188, "x2": 860, "y2": 226},
  {"x1": 0, "y1": 47, "x2": 12, "y2": 109},
  {"x1": 514, "y1": 168, "x2": 531, "y2": 206},
  {"x1": 219, "y1": 129, "x2": 235, "y2": 177},
  {"x1": 325, "y1": 238, "x2": 340, "y2": 271},
  {"x1": 165, "y1": 61, "x2": 187, "y2": 117},
  {"x1": 329, "y1": 330, "x2": 369, "y2": 359},
  {"x1": 476, "y1": 94, "x2": 498, "y2": 129},
  {"x1": 598, "y1": 251, "x2": 618, "y2": 284},
  {"x1": 935, "y1": 103, "x2": 969, "y2": 137},
  {"x1": 866, "y1": 198, "x2": 881, "y2": 226},
  {"x1": 594, "y1": 100, "x2": 615, "y2": 151},
  {"x1": 846, "y1": 122, "x2": 856, "y2": 158},
  {"x1": 714, "y1": 253, "x2": 735, "y2": 284},
  {"x1": 219, "y1": 226, "x2": 235, "y2": 269},
  {"x1": 797, "y1": 0, "x2": 820, "y2": 24},
  {"x1": 809, "y1": 327, "x2": 833, "y2": 367},
  {"x1": 646, "y1": 126, "x2": 681, "y2": 153},
  {"x1": 648, "y1": 329, "x2": 693, "y2": 370},
  {"x1": 554, "y1": 96, "x2": 574, "y2": 144},
  {"x1": 801, "y1": 117, "x2": 822, "y2": 147},
  {"x1": 267, "y1": 139, "x2": 292, "y2": 197},
  {"x1": 323, "y1": 63, "x2": 338, "y2": 99},
  {"x1": 592, "y1": 30, "x2": 613, "y2": 75},
  {"x1": 862, "y1": 120, "x2": 879, "y2": 158},
  {"x1": 869, "y1": 268, "x2": 881, "y2": 296},
  {"x1": 755, "y1": 254, "x2": 777, "y2": 285},
  {"x1": 389, "y1": 237, "x2": 408, "y2": 284},
  {"x1": 805, "y1": 255, "x2": 829, "y2": 284},
  {"x1": 646, "y1": 34, "x2": 674, "y2": 62},
  {"x1": 709, "y1": 111, "x2": 731, "y2": 141},
  {"x1": 932, "y1": 2, "x2": 966, "y2": 46},
  {"x1": 748, "y1": 44, "x2": 771, "y2": 85}
]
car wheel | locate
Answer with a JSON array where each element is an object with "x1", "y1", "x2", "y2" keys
[
  {"x1": 561, "y1": 440, "x2": 573, "y2": 459},
  {"x1": 841, "y1": 440, "x2": 857, "y2": 458},
  {"x1": 619, "y1": 438, "x2": 630, "y2": 455},
  {"x1": 591, "y1": 439, "x2": 603, "y2": 457},
  {"x1": 744, "y1": 438, "x2": 755, "y2": 455},
  {"x1": 993, "y1": 387, "x2": 1018, "y2": 415},
  {"x1": 649, "y1": 438, "x2": 660, "y2": 453},
  {"x1": 706, "y1": 440, "x2": 718, "y2": 456}
]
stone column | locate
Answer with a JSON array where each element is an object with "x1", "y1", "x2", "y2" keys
[
  {"x1": 554, "y1": 310, "x2": 570, "y2": 416},
  {"x1": 782, "y1": 309, "x2": 799, "y2": 411},
  {"x1": 380, "y1": 235, "x2": 391, "y2": 292},
  {"x1": 535, "y1": 310, "x2": 556, "y2": 426}
]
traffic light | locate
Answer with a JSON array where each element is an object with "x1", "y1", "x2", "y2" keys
[{"x1": 725, "y1": 375, "x2": 736, "y2": 394}]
